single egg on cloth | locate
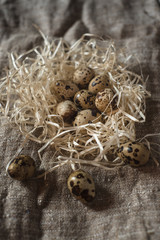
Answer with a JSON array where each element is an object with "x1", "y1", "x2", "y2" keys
[
  {"x1": 117, "y1": 141, "x2": 150, "y2": 167},
  {"x1": 56, "y1": 100, "x2": 77, "y2": 123},
  {"x1": 67, "y1": 169, "x2": 95, "y2": 203},
  {"x1": 73, "y1": 66, "x2": 95, "y2": 88},
  {"x1": 6, "y1": 155, "x2": 35, "y2": 181},
  {"x1": 52, "y1": 80, "x2": 79, "y2": 100},
  {"x1": 74, "y1": 89, "x2": 95, "y2": 109},
  {"x1": 95, "y1": 88, "x2": 115, "y2": 113},
  {"x1": 73, "y1": 109, "x2": 101, "y2": 126},
  {"x1": 88, "y1": 74, "x2": 111, "y2": 94}
]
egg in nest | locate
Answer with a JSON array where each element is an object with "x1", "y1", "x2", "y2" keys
[
  {"x1": 74, "y1": 89, "x2": 95, "y2": 110},
  {"x1": 73, "y1": 109, "x2": 101, "y2": 126},
  {"x1": 52, "y1": 80, "x2": 79, "y2": 100},
  {"x1": 88, "y1": 74, "x2": 111, "y2": 94},
  {"x1": 73, "y1": 66, "x2": 95, "y2": 88},
  {"x1": 56, "y1": 100, "x2": 77, "y2": 123}
]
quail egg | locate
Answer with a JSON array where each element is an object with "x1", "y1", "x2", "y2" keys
[
  {"x1": 52, "y1": 80, "x2": 79, "y2": 100},
  {"x1": 73, "y1": 109, "x2": 101, "y2": 126},
  {"x1": 88, "y1": 74, "x2": 110, "y2": 94},
  {"x1": 95, "y1": 88, "x2": 114, "y2": 113},
  {"x1": 56, "y1": 100, "x2": 77, "y2": 122},
  {"x1": 73, "y1": 66, "x2": 95, "y2": 88},
  {"x1": 6, "y1": 155, "x2": 35, "y2": 181},
  {"x1": 67, "y1": 169, "x2": 95, "y2": 203},
  {"x1": 117, "y1": 141, "x2": 150, "y2": 167},
  {"x1": 74, "y1": 89, "x2": 95, "y2": 109}
]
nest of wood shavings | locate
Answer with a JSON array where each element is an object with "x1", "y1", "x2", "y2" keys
[{"x1": 0, "y1": 32, "x2": 151, "y2": 171}]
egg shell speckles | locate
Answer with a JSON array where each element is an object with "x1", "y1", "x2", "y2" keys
[
  {"x1": 95, "y1": 88, "x2": 114, "y2": 113},
  {"x1": 74, "y1": 89, "x2": 95, "y2": 110},
  {"x1": 67, "y1": 169, "x2": 95, "y2": 203},
  {"x1": 117, "y1": 142, "x2": 150, "y2": 167},
  {"x1": 53, "y1": 80, "x2": 79, "y2": 100},
  {"x1": 56, "y1": 100, "x2": 77, "y2": 122},
  {"x1": 73, "y1": 109, "x2": 101, "y2": 126},
  {"x1": 88, "y1": 74, "x2": 110, "y2": 94},
  {"x1": 7, "y1": 155, "x2": 35, "y2": 181},
  {"x1": 73, "y1": 66, "x2": 95, "y2": 88}
]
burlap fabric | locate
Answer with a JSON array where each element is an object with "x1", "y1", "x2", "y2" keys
[{"x1": 0, "y1": 0, "x2": 160, "y2": 239}]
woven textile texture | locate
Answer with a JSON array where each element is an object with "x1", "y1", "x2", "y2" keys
[{"x1": 0, "y1": 0, "x2": 160, "y2": 239}]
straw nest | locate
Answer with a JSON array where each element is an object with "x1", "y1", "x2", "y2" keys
[{"x1": 0, "y1": 30, "x2": 151, "y2": 172}]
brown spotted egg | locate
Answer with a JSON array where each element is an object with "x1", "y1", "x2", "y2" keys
[
  {"x1": 88, "y1": 74, "x2": 110, "y2": 94},
  {"x1": 73, "y1": 66, "x2": 95, "y2": 88},
  {"x1": 74, "y1": 89, "x2": 95, "y2": 109},
  {"x1": 56, "y1": 100, "x2": 77, "y2": 123},
  {"x1": 95, "y1": 88, "x2": 114, "y2": 113},
  {"x1": 6, "y1": 155, "x2": 35, "y2": 181},
  {"x1": 67, "y1": 169, "x2": 95, "y2": 203},
  {"x1": 52, "y1": 80, "x2": 79, "y2": 100},
  {"x1": 73, "y1": 109, "x2": 100, "y2": 126},
  {"x1": 117, "y1": 141, "x2": 150, "y2": 167}
]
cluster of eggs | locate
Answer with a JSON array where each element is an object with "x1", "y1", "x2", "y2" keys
[
  {"x1": 6, "y1": 141, "x2": 150, "y2": 203},
  {"x1": 52, "y1": 66, "x2": 115, "y2": 126}
]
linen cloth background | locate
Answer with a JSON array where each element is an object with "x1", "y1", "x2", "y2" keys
[{"x1": 0, "y1": 0, "x2": 160, "y2": 239}]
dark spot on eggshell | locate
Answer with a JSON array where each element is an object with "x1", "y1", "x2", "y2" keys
[
  {"x1": 72, "y1": 185, "x2": 81, "y2": 196},
  {"x1": 135, "y1": 148, "x2": 139, "y2": 152},
  {"x1": 133, "y1": 153, "x2": 138, "y2": 157},
  {"x1": 120, "y1": 146, "x2": 124, "y2": 152},
  {"x1": 126, "y1": 155, "x2": 132, "y2": 161},
  {"x1": 86, "y1": 95, "x2": 94, "y2": 106},
  {"x1": 20, "y1": 161, "x2": 27, "y2": 166},
  {"x1": 133, "y1": 159, "x2": 140, "y2": 165},
  {"x1": 65, "y1": 85, "x2": 71, "y2": 90},
  {"x1": 77, "y1": 173, "x2": 84, "y2": 179},
  {"x1": 70, "y1": 181, "x2": 74, "y2": 187},
  {"x1": 81, "y1": 189, "x2": 94, "y2": 202},
  {"x1": 127, "y1": 147, "x2": 133, "y2": 153},
  {"x1": 87, "y1": 178, "x2": 92, "y2": 184}
]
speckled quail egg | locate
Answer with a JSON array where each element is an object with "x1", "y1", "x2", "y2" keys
[
  {"x1": 73, "y1": 66, "x2": 95, "y2": 88},
  {"x1": 117, "y1": 141, "x2": 150, "y2": 167},
  {"x1": 6, "y1": 155, "x2": 35, "y2": 181},
  {"x1": 73, "y1": 109, "x2": 101, "y2": 126},
  {"x1": 88, "y1": 74, "x2": 110, "y2": 94},
  {"x1": 74, "y1": 89, "x2": 95, "y2": 109},
  {"x1": 67, "y1": 169, "x2": 95, "y2": 203},
  {"x1": 95, "y1": 88, "x2": 114, "y2": 113},
  {"x1": 52, "y1": 80, "x2": 79, "y2": 100},
  {"x1": 56, "y1": 100, "x2": 77, "y2": 123}
]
